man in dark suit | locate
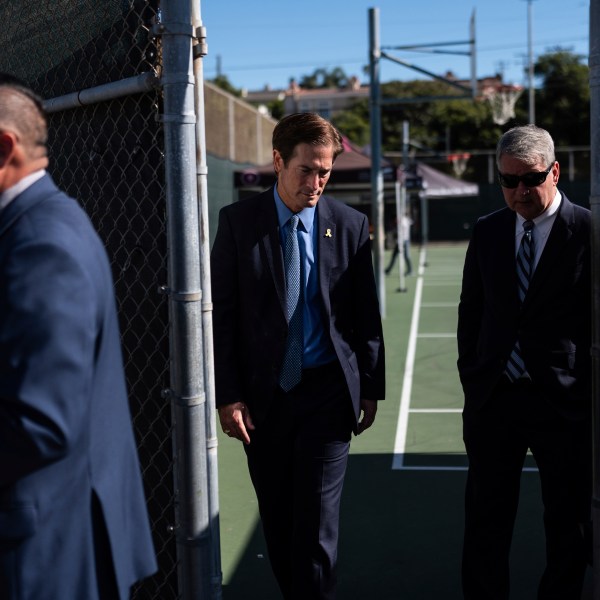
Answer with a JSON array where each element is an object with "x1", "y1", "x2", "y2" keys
[
  {"x1": 0, "y1": 75, "x2": 157, "y2": 598},
  {"x1": 211, "y1": 112, "x2": 385, "y2": 599},
  {"x1": 457, "y1": 124, "x2": 591, "y2": 599}
]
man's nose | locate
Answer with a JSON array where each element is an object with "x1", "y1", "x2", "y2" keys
[
  {"x1": 517, "y1": 180, "x2": 530, "y2": 194},
  {"x1": 307, "y1": 172, "x2": 321, "y2": 189}
]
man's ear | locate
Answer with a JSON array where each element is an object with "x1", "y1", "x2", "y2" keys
[
  {"x1": 273, "y1": 149, "x2": 282, "y2": 176},
  {"x1": 0, "y1": 131, "x2": 16, "y2": 169}
]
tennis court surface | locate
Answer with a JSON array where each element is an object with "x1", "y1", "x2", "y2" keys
[{"x1": 217, "y1": 242, "x2": 592, "y2": 599}]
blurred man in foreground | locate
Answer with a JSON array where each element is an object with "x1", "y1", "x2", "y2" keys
[{"x1": 0, "y1": 74, "x2": 157, "y2": 599}]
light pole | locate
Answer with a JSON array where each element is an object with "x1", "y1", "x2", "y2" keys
[{"x1": 525, "y1": 0, "x2": 536, "y2": 124}]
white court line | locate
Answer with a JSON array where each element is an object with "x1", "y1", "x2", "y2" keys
[
  {"x1": 396, "y1": 466, "x2": 539, "y2": 473},
  {"x1": 421, "y1": 302, "x2": 457, "y2": 307},
  {"x1": 410, "y1": 408, "x2": 462, "y2": 413},
  {"x1": 417, "y1": 333, "x2": 455, "y2": 338},
  {"x1": 391, "y1": 247, "x2": 538, "y2": 472},
  {"x1": 391, "y1": 247, "x2": 425, "y2": 470}
]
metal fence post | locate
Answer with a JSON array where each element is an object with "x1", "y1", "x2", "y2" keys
[
  {"x1": 369, "y1": 6, "x2": 386, "y2": 318},
  {"x1": 589, "y1": 2, "x2": 600, "y2": 597},
  {"x1": 160, "y1": 0, "x2": 211, "y2": 598},
  {"x1": 192, "y1": 1, "x2": 223, "y2": 598}
]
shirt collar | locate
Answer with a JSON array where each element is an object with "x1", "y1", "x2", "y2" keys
[
  {"x1": 516, "y1": 188, "x2": 561, "y2": 230},
  {"x1": 0, "y1": 169, "x2": 46, "y2": 212},
  {"x1": 273, "y1": 183, "x2": 316, "y2": 233}
]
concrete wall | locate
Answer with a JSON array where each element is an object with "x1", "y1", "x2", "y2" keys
[{"x1": 204, "y1": 81, "x2": 277, "y2": 246}]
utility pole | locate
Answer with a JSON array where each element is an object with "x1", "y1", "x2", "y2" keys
[
  {"x1": 525, "y1": 0, "x2": 536, "y2": 124},
  {"x1": 589, "y1": 1, "x2": 600, "y2": 596},
  {"x1": 369, "y1": 7, "x2": 385, "y2": 317}
]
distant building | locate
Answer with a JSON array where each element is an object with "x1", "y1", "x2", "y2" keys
[
  {"x1": 240, "y1": 84, "x2": 286, "y2": 109},
  {"x1": 241, "y1": 72, "x2": 520, "y2": 119},
  {"x1": 282, "y1": 76, "x2": 368, "y2": 119},
  {"x1": 242, "y1": 75, "x2": 368, "y2": 119}
]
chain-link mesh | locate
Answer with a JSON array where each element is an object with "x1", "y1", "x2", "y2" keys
[{"x1": 0, "y1": 2, "x2": 178, "y2": 598}]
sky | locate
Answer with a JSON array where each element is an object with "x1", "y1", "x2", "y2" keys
[{"x1": 199, "y1": 0, "x2": 589, "y2": 92}]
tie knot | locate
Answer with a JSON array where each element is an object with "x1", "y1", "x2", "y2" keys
[
  {"x1": 523, "y1": 220, "x2": 534, "y2": 233},
  {"x1": 290, "y1": 214, "x2": 300, "y2": 231}
]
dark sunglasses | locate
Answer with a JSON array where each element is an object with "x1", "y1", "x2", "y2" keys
[{"x1": 497, "y1": 164, "x2": 553, "y2": 189}]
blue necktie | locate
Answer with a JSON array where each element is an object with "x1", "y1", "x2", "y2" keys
[
  {"x1": 506, "y1": 220, "x2": 534, "y2": 382},
  {"x1": 279, "y1": 214, "x2": 303, "y2": 391}
]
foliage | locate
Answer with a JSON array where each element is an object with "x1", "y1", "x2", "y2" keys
[
  {"x1": 267, "y1": 99, "x2": 284, "y2": 120},
  {"x1": 329, "y1": 49, "x2": 588, "y2": 159},
  {"x1": 298, "y1": 67, "x2": 350, "y2": 89},
  {"x1": 331, "y1": 100, "x2": 370, "y2": 147},
  {"x1": 377, "y1": 79, "x2": 496, "y2": 153},
  {"x1": 211, "y1": 74, "x2": 242, "y2": 98},
  {"x1": 532, "y1": 48, "x2": 589, "y2": 146}
]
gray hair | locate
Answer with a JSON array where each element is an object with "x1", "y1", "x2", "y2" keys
[
  {"x1": 0, "y1": 79, "x2": 47, "y2": 161},
  {"x1": 496, "y1": 124, "x2": 555, "y2": 169}
]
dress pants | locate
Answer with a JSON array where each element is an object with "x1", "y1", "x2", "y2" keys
[
  {"x1": 462, "y1": 376, "x2": 591, "y2": 600},
  {"x1": 244, "y1": 360, "x2": 353, "y2": 600}
]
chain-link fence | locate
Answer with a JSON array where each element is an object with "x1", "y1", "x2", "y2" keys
[{"x1": 0, "y1": 1, "x2": 182, "y2": 598}]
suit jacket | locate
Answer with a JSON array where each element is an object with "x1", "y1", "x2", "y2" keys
[
  {"x1": 211, "y1": 189, "x2": 385, "y2": 429},
  {"x1": 457, "y1": 192, "x2": 591, "y2": 419},
  {"x1": 0, "y1": 174, "x2": 157, "y2": 599}
]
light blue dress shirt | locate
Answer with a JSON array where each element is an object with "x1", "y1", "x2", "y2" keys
[{"x1": 274, "y1": 185, "x2": 336, "y2": 368}]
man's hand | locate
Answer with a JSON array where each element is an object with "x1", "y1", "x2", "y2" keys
[
  {"x1": 218, "y1": 402, "x2": 255, "y2": 445},
  {"x1": 357, "y1": 398, "x2": 378, "y2": 435}
]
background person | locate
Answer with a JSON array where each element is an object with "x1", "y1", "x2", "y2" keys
[
  {"x1": 385, "y1": 213, "x2": 413, "y2": 276},
  {"x1": 457, "y1": 124, "x2": 591, "y2": 599},
  {"x1": 211, "y1": 112, "x2": 385, "y2": 599},
  {"x1": 0, "y1": 74, "x2": 157, "y2": 599}
]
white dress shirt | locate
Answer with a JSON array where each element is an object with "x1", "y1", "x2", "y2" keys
[
  {"x1": 513, "y1": 189, "x2": 561, "y2": 271},
  {"x1": 0, "y1": 169, "x2": 46, "y2": 213}
]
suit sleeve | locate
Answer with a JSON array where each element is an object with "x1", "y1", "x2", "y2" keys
[
  {"x1": 352, "y1": 215, "x2": 385, "y2": 400},
  {"x1": 210, "y1": 207, "x2": 245, "y2": 407},
  {"x1": 456, "y1": 223, "x2": 484, "y2": 383},
  {"x1": 0, "y1": 238, "x2": 97, "y2": 487}
]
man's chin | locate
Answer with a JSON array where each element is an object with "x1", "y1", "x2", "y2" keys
[
  {"x1": 512, "y1": 201, "x2": 539, "y2": 220},
  {"x1": 289, "y1": 194, "x2": 321, "y2": 212}
]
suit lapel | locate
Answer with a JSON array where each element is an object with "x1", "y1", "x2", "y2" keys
[
  {"x1": 490, "y1": 209, "x2": 520, "y2": 310},
  {"x1": 524, "y1": 193, "x2": 573, "y2": 307},
  {"x1": 317, "y1": 198, "x2": 336, "y2": 314},
  {"x1": 256, "y1": 190, "x2": 286, "y2": 313}
]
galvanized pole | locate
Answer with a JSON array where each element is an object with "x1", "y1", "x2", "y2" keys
[
  {"x1": 369, "y1": 6, "x2": 386, "y2": 317},
  {"x1": 469, "y1": 9, "x2": 477, "y2": 99},
  {"x1": 526, "y1": 0, "x2": 536, "y2": 124},
  {"x1": 394, "y1": 120, "x2": 409, "y2": 293},
  {"x1": 419, "y1": 189, "x2": 429, "y2": 268},
  {"x1": 191, "y1": 1, "x2": 223, "y2": 598},
  {"x1": 589, "y1": 1, "x2": 600, "y2": 595},
  {"x1": 393, "y1": 178, "x2": 407, "y2": 293},
  {"x1": 159, "y1": 1, "x2": 211, "y2": 598}
]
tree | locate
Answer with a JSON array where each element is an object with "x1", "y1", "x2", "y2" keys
[
  {"x1": 332, "y1": 103, "x2": 370, "y2": 147},
  {"x1": 532, "y1": 48, "x2": 589, "y2": 146},
  {"x1": 299, "y1": 67, "x2": 350, "y2": 89},
  {"x1": 323, "y1": 49, "x2": 588, "y2": 175},
  {"x1": 211, "y1": 74, "x2": 242, "y2": 98},
  {"x1": 267, "y1": 99, "x2": 284, "y2": 120},
  {"x1": 366, "y1": 79, "x2": 498, "y2": 154}
]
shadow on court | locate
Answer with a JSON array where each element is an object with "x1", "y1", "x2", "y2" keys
[{"x1": 221, "y1": 453, "x2": 591, "y2": 600}]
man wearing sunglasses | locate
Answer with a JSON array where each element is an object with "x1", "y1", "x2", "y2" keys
[{"x1": 457, "y1": 124, "x2": 591, "y2": 599}]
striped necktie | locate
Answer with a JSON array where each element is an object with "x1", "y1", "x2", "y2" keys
[
  {"x1": 506, "y1": 220, "x2": 534, "y2": 382},
  {"x1": 279, "y1": 214, "x2": 304, "y2": 391}
]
